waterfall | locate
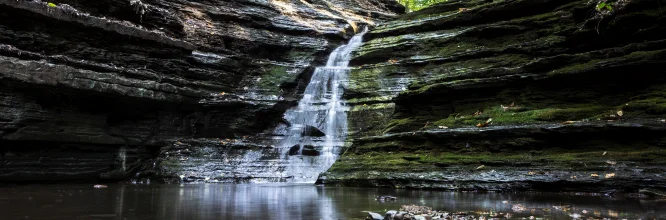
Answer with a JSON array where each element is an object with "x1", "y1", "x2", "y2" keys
[
  {"x1": 275, "y1": 27, "x2": 368, "y2": 183},
  {"x1": 119, "y1": 146, "x2": 127, "y2": 172}
]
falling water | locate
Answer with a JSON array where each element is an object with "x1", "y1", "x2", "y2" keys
[
  {"x1": 119, "y1": 147, "x2": 127, "y2": 172},
  {"x1": 274, "y1": 27, "x2": 369, "y2": 183}
]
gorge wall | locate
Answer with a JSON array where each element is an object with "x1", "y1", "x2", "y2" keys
[
  {"x1": 0, "y1": 0, "x2": 402, "y2": 182},
  {"x1": 318, "y1": 0, "x2": 666, "y2": 191}
]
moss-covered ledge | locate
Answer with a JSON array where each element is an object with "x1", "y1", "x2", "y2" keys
[{"x1": 318, "y1": 121, "x2": 666, "y2": 191}]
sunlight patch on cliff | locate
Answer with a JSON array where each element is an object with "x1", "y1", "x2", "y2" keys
[
  {"x1": 319, "y1": 0, "x2": 375, "y2": 26},
  {"x1": 181, "y1": 6, "x2": 215, "y2": 38},
  {"x1": 270, "y1": 0, "x2": 318, "y2": 31}
]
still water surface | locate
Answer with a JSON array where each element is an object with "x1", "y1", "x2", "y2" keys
[{"x1": 0, "y1": 184, "x2": 664, "y2": 219}]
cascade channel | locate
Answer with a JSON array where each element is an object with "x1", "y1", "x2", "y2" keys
[
  {"x1": 276, "y1": 28, "x2": 367, "y2": 183},
  {"x1": 272, "y1": 28, "x2": 368, "y2": 183},
  {"x1": 231, "y1": 28, "x2": 368, "y2": 183}
]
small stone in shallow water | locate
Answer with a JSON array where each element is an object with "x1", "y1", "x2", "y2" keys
[
  {"x1": 365, "y1": 212, "x2": 383, "y2": 220},
  {"x1": 376, "y1": 195, "x2": 397, "y2": 201},
  {"x1": 93, "y1": 185, "x2": 107, "y2": 188},
  {"x1": 413, "y1": 215, "x2": 427, "y2": 220},
  {"x1": 385, "y1": 210, "x2": 397, "y2": 219}
]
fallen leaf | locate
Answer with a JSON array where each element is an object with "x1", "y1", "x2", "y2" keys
[
  {"x1": 603, "y1": 151, "x2": 607, "y2": 155},
  {"x1": 617, "y1": 110, "x2": 624, "y2": 117},
  {"x1": 438, "y1": 126, "x2": 448, "y2": 129},
  {"x1": 591, "y1": 173, "x2": 599, "y2": 177},
  {"x1": 605, "y1": 173, "x2": 616, "y2": 178},
  {"x1": 458, "y1": 8, "x2": 470, "y2": 12},
  {"x1": 476, "y1": 165, "x2": 485, "y2": 170},
  {"x1": 606, "y1": 160, "x2": 616, "y2": 165},
  {"x1": 477, "y1": 118, "x2": 492, "y2": 128}
]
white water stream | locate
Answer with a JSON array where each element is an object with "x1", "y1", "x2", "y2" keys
[{"x1": 274, "y1": 28, "x2": 368, "y2": 183}]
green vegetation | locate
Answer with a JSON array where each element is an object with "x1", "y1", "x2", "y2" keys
[
  {"x1": 596, "y1": 1, "x2": 614, "y2": 12},
  {"x1": 396, "y1": 0, "x2": 449, "y2": 12},
  {"x1": 431, "y1": 105, "x2": 605, "y2": 128},
  {"x1": 258, "y1": 65, "x2": 291, "y2": 95},
  {"x1": 330, "y1": 146, "x2": 666, "y2": 172},
  {"x1": 47, "y1": 2, "x2": 56, "y2": 7}
]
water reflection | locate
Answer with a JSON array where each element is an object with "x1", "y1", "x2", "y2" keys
[{"x1": 0, "y1": 184, "x2": 664, "y2": 219}]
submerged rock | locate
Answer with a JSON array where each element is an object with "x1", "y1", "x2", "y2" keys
[{"x1": 376, "y1": 195, "x2": 397, "y2": 201}]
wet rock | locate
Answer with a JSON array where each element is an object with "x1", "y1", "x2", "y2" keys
[
  {"x1": 412, "y1": 215, "x2": 427, "y2": 220},
  {"x1": 376, "y1": 195, "x2": 397, "y2": 201},
  {"x1": 366, "y1": 211, "x2": 384, "y2": 220},
  {"x1": 385, "y1": 210, "x2": 398, "y2": 219},
  {"x1": 288, "y1": 145, "x2": 321, "y2": 156},
  {"x1": 302, "y1": 125, "x2": 326, "y2": 137},
  {"x1": 392, "y1": 212, "x2": 410, "y2": 220}
]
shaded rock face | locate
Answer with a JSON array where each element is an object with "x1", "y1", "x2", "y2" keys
[
  {"x1": 0, "y1": 0, "x2": 402, "y2": 182},
  {"x1": 319, "y1": 0, "x2": 666, "y2": 191}
]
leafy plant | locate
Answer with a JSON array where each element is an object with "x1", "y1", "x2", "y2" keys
[
  {"x1": 596, "y1": 1, "x2": 614, "y2": 11},
  {"x1": 47, "y1": 2, "x2": 56, "y2": 7},
  {"x1": 397, "y1": 0, "x2": 449, "y2": 12}
]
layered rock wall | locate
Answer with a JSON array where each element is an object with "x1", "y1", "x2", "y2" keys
[
  {"x1": 319, "y1": 0, "x2": 666, "y2": 191},
  {"x1": 0, "y1": 0, "x2": 402, "y2": 182}
]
